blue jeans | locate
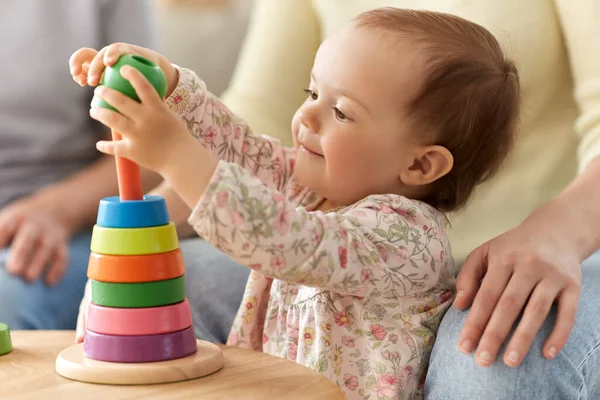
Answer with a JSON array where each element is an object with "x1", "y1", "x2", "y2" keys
[
  {"x1": 0, "y1": 230, "x2": 93, "y2": 329},
  {"x1": 425, "y1": 251, "x2": 600, "y2": 399},
  {"x1": 180, "y1": 238, "x2": 250, "y2": 343}
]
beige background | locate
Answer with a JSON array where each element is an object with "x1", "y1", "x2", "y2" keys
[{"x1": 154, "y1": 0, "x2": 254, "y2": 96}]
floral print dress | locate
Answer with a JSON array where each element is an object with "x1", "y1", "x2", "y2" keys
[{"x1": 166, "y1": 67, "x2": 456, "y2": 400}]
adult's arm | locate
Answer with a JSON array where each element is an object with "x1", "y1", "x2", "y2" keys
[{"x1": 453, "y1": 0, "x2": 600, "y2": 369}]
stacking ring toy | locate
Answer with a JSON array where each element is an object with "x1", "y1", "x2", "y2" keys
[
  {"x1": 83, "y1": 326, "x2": 197, "y2": 363},
  {"x1": 91, "y1": 54, "x2": 167, "y2": 112},
  {"x1": 96, "y1": 195, "x2": 169, "y2": 228},
  {"x1": 0, "y1": 323, "x2": 12, "y2": 356},
  {"x1": 91, "y1": 276, "x2": 185, "y2": 308},
  {"x1": 55, "y1": 55, "x2": 225, "y2": 386},
  {"x1": 91, "y1": 222, "x2": 178, "y2": 255},
  {"x1": 87, "y1": 249, "x2": 184, "y2": 283},
  {"x1": 87, "y1": 299, "x2": 192, "y2": 336}
]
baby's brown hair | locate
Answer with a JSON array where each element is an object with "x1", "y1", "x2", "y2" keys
[{"x1": 354, "y1": 8, "x2": 520, "y2": 211}]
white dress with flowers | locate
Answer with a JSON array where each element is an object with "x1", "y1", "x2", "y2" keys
[{"x1": 166, "y1": 67, "x2": 456, "y2": 400}]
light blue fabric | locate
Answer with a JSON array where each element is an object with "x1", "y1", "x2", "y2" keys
[
  {"x1": 0, "y1": 231, "x2": 93, "y2": 329},
  {"x1": 425, "y1": 251, "x2": 600, "y2": 399},
  {"x1": 180, "y1": 238, "x2": 250, "y2": 344}
]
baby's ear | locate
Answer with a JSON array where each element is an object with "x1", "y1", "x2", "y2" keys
[{"x1": 400, "y1": 145, "x2": 453, "y2": 186}]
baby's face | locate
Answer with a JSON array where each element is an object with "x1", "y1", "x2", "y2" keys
[{"x1": 292, "y1": 24, "x2": 427, "y2": 206}]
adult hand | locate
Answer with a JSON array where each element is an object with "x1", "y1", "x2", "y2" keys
[
  {"x1": 0, "y1": 196, "x2": 72, "y2": 286},
  {"x1": 453, "y1": 218, "x2": 582, "y2": 368}
]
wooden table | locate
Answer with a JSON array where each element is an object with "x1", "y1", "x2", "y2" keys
[{"x1": 0, "y1": 331, "x2": 345, "y2": 400}]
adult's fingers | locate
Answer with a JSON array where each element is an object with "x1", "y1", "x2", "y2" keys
[
  {"x1": 454, "y1": 243, "x2": 489, "y2": 309},
  {"x1": 502, "y1": 278, "x2": 561, "y2": 367},
  {"x1": 543, "y1": 280, "x2": 581, "y2": 360},
  {"x1": 457, "y1": 264, "x2": 512, "y2": 355},
  {"x1": 473, "y1": 269, "x2": 538, "y2": 367},
  {"x1": 6, "y1": 222, "x2": 38, "y2": 276},
  {"x1": 24, "y1": 234, "x2": 54, "y2": 282},
  {"x1": 45, "y1": 243, "x2": 69, "y2": 286},
  {"x1": 0, "y1": 212, "x2": 19, "y2": 250}
]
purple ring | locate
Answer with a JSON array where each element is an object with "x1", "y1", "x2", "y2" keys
[{"x1": 84, "y1": 326, "x2": 197, "y2": 363}]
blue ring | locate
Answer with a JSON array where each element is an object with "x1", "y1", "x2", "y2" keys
[{"x1": 96, "y1": 195, "x2": 170, "y2": 228}]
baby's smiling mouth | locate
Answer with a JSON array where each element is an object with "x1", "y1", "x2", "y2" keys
[{"x1": 300, "y1": 143, "x2": 324, "y2": 157}]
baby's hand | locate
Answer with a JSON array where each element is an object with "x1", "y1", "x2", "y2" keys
[
  {"x1": 75, "y1": 279, "x2": 91, "y2": 343},
  {"x1": 69, "y1": 43, "x2": 178, "y2": 97},
  {"x1": 90, "y1": 65, "x2": 196, "y2": 176}
]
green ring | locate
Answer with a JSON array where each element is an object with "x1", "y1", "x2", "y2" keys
[
  {"x1": 90, "y1": 222, "x2": 179, "y2": 255},
  {"x1": 0, "y1": 323, "x2": 12, "y2": 356},
  {"x1": 91, "y1": 276, "x2": 185, "y2": 308}
]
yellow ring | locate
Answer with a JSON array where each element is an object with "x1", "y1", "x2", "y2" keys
[{"x1": 90, "y1": 222, "x2": 179, "y2": 255}]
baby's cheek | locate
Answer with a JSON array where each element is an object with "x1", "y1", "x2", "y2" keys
[
  {"x1": 326, "y1": 140, "x2": 364, "y2": 173},
  {"x1": 291, "y1": 113, "x2": 301, "y2": 147}
]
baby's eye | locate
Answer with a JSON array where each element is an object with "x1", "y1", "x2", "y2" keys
[
  {"x1": 333, "y1": 107, "x2": 348, "y2": 121},
  {"x1": 303, "y1": 88, "x2": 318, "y2": 101}
]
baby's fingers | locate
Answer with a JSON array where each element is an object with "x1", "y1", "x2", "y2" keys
[
  {"x1": 75, "y1": 280, "x2": 91, "y2": 343},
  {"x1": 69, "y1": 48, "x2": 97, "y2": 76},
  {"x1": 96, "y1": 139, "x2": 132, "y2": 160},
  {"x1": 87, "y1": 46, "x2": 111, "y2": 86},
  {"x1": 88, "y1": 43, "x2": 141, "y2": 86},
  {"x1": 103, "y1": 43, "x2": 138, "y2": 66},
  {"x1": 69, "y1": 48, "x2": 97, "y2": 86},
  {"x1": 89, "y1": 106, "x2": 135, "y2": 134}
]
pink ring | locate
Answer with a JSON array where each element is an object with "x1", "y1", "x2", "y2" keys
[{"x1": 87, "y1": 299, "x2": 193, "y2": 336}]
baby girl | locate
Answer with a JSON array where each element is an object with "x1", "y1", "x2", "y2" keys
[{"x1": 70, "y1": 7, "x2": 519, "y2": 399}]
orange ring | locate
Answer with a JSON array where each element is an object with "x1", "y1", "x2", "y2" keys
[{"x1": 87, "y1": 249, "x2": 185, "y2": 283}]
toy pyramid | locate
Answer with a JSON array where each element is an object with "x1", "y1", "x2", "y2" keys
[
  {"x1": 84, "y1": 195, "x2": 195, "y2": 363},
  {"x1": 55, "y1": 55, "x2": 223, "y2": 385}
]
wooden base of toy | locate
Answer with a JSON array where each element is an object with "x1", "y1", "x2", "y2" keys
[{"x1": 55, "y1": 340, "x2": 223, "y2": 385}]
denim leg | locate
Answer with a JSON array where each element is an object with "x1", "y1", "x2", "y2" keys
[
  {"x1": 0, "y1": 230, "x2": 92, "y2": 330},
  {"x1": 425, "y1": 251, "x2": 600, "y2": 400},
  {"x1": 180, "y1": 237, "x2": 250, "y2": 344}
]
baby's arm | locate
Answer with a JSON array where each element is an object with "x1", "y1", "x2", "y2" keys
[
  {"x1": 189, "y1": 161, "x2": 451, "y2": 297},
  {"x1": 165, "y1": 67, "x2": 295, "y2": 192}
]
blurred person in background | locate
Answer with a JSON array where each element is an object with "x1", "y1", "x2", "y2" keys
[{"x1": 0, "y1": 0, "x2": 160, "y2": 330}]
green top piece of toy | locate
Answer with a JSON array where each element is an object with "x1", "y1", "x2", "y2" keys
[
  {"x1": 0, "y1": 322, "x2": 12, "y2": 356},
  {"x1": 91, "y1": 54, "x2": 167, "y2": 112}
]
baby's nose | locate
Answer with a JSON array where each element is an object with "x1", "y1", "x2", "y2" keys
[{"x1": 299, "y1": 104, "x2": 321, "y2": 134}]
